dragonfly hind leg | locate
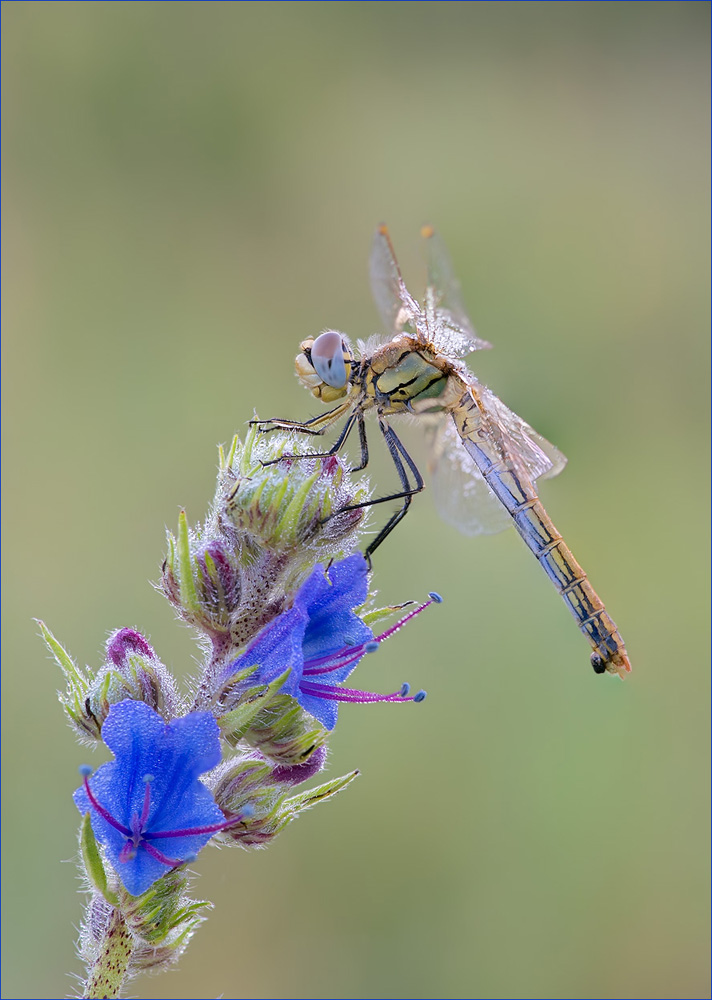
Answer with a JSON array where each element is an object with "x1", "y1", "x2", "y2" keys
[
  {"x1": 329, "y1": 419, "x2": 425, "y2": 562},
  {"x1": 255, "y1": 411, "x2": 424, "y2": 561}
]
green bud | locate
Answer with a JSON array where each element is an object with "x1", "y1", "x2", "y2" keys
[
  {"x1": 240, "y1": 693, "x2": 328, "y2": 766},
  {"x1": 215, "y1": 667, "x2": 292, "y2": 744},
  {"x1": 118, "y1": 868, "x2": 210, "y2": 961},
  {"x1": 162, "y1": 426, "x2": 371, "y2": 651},
  {"x1": 210, "y1": 753, "x2": 359, "y2": 849},
  {"x1": 88, "y1": 629, "x2": 181, "y2": 734},
  {"x1": 223, "y1": 423, "x2": 369, "y2": 562},
  {"x1": 40, "y1": 622, "x2": 181, "y2": 740}
]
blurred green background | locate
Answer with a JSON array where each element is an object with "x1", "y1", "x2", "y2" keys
[{"x1": 2, "y1": 3, "x2": 709, "y2": 998}]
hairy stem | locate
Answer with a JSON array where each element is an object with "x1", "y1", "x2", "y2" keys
[{"x1": 83, "y1": 907, "x2": 132, "y2": 999}]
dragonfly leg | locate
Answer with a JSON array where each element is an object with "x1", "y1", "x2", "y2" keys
[
  {"x1": 257, "y1": 407, "x2": 423, "y2": 558},
  {"x1": 250, "y1": 404, "x2": 348, "y2": 437},
  {"x1": 328, "y1": 420, "x2": 424, "y2": 562},
  {"x1": 349, "y1": 413, "x2": 369, "y2": 473},
  {"x1": 260, "y1": 410, "x2": 361, "y2": 468},
  {"x1": 365, "y1": 422, "x2": 425, "y2": 559}
]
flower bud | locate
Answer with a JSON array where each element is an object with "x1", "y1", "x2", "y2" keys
[
  {"x1": 162, "y1": 426, "x2": 371, "y2": 652},
  {"x1": 40, "y1": 621, "x2": 182, "y2": 741},
  {"x1": 118, "y1": 867, "x2": 209, "y2": 953},
  {"x1": 209, "y1": 748, "x2": 357, "y2": 849},
  {"x1": 239, "y1": 693, "x2": 329, "y2": 767},
  {"x1": 223, "y1": 423, "x2": 369, "y2": 562},
  {"x1": 162, "y1": 531, "x2": 242, "y2": 643},
  {"x1": 83, "y1": 629, "x2": 181, "y2": 734}
]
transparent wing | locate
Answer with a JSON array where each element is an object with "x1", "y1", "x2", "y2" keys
[
  {"x1": 424, "y1": 378, "x2": 567, "y2": 536},
  {"x1": 425, "y1": 415, "x2": 512, "y2": 536},
  {"x1": 421, "y1": 225, "x2": 492, "y2": 357},
  {"x1": 477, "y1": 384, "x2": 567, "y2": 482},
  {"x1": 369, "y1": 224, "x2": 421, "y2": 337}
]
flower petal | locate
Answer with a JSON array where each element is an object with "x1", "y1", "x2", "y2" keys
[
  {"x1": 298, "y1": 554, "x2": 373, "y2": 661},
  {"x1": 296, "y1": 690, "x2": 339, "y2": 731},
  {"x1": 224, "y1": 606, "x2": 307, "y2": 696},
  {"x1": 73, "y1": 701, "x2": 226, "y2": 897}
]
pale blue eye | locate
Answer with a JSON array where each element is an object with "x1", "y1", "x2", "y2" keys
[{"x1": 311, "y1": 330, "x2": 347, "y2": 388}]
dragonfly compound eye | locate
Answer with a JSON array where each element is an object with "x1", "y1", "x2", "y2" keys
[{"x1": 310, "y1": 330, "x2": 350, "y2": 389}]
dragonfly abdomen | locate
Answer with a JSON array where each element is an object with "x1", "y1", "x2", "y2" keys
[{"x1": 460, "y1": 434, "x2": 630, "y2": 677}]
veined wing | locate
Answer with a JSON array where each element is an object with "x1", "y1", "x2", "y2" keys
[
  {"x1": 476, "y1": 383, "x2": 567, "y2": 483},
  {"x1": 369, "y1": 224, "x2": 422, "y2": 337},
  {"x1": 421, "y1": 225, "x2": 492, "y2": 357},
  {"x1": 426, "y1": 414, "x2": 511, "y2": 536},
  {"x1": 425, "y1": 378, "x2": 567, "y2": 536}
]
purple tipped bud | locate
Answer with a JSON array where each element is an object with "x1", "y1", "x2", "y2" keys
[
  {"x1": 400, "y1": 682, "x2": 411, "y2": 697},
  {"x1": 195, "y1": 539, "x2": 242, "y2": 626},
  {"x1": 413, "y1": 690, "x2": 427, "y2": 703},
  {"x1": 79, "y1": 764, "x2": 93, "y2": 777},
  {"x1": 208, "y1": 747, "x2": 355, "y2": 849},
  {"x1": 79, "y1": 630, "x2": 181, "y2": 735},
  {"x1": 106, "y1": 628, "x2": 154, "y2": 668},
  {"x1": 428, "y1": 591, "x2": 443, "y2": 604},
  {"x1": 270, "y1": 746, "x2": 327, "y2": 786}
]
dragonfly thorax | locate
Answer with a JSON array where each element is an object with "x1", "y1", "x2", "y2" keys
[{"x1": 296, "y1": 331, "x2": 356, "y2": 403}]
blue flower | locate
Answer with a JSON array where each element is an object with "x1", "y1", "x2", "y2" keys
[
  {"x1": 74, "y1": 700, "x2": 233, "y2": 897},
  {"x1": 223, "y1": 553, "x2": 435, "y2": 731}
]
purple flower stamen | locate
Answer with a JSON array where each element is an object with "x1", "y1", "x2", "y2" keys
[
  {"x1": 224, "y1": 554, "x2": 440, "y2": 731},
  {"x1": 300, "y1": 679, "x2": 422, "y2": 704},
  {"x1": 74, "y1": 702, "x2": 233, "y2": 896},
  {"x1": 82, "y1": 771, "x2": 240, "y2": 869},
  {"x1": 81, "y1": 773, "x2": 132, "y2": 838},
  {"x1": 140, "y1": 840, "x2": 186, "y2": 867},
  {"x1": 296, "y1": 593, "x2": 437, "y2": 708},
  {"x1": 301, "y1": 646, "x2": 371, "y2": 677}
]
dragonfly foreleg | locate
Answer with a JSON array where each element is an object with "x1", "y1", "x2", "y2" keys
[
  {"x1": 250, "y1": 403, "x2": 349, "y2": 437},
  {"x1": 259, "y1": 410, "x2": 365, "y2": 469}
]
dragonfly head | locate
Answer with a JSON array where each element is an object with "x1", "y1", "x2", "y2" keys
[{"x1": 296, "y1": 330, "x2": 355, "y2": 403}]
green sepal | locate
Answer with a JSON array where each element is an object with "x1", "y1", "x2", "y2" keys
[
  {"x1": 244, "y1": 693, "x2": 328, "y2": 765},
  {"x1": 80, "y1": 812, "x2": 119, "y2": 907},
  {"x1": 217, "y1": 667, "x2": 292, "y2": 745},
  {"x1": 164, "y1": 532, "x2": 176, "y2": 577},
  {"x1": 176, "y1": 509, "x2": 198, "y2": 614},
  {"x1": 120, "y1": 868, "x2": 210, "y2": 953},
  {"x1": 37, "y1": 620, "x2": 100, "y2": 740},
  {"x1": 273, "y1": 469, "x2": 322, "y2": 544},
  {"x1": 282, "y1": 769, "x2": 359, "y2": 819},
  {"x1": 218, "y1": 434, "x2": 240, "y2": 473},
  {"x1": 212, "y1": 761, "x2": 358, "y2": 850},
  {"x1": 37, "y1": 619, "x2": 87, "y2": 688}
]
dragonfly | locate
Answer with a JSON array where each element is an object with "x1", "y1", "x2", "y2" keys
[{"x1": 256, "y1": 225, "x2": 631, "y2": 679}]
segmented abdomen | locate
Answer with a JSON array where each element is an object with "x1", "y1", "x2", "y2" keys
[{"x1": 453, "y1": 404, "x2": 630, "y2": 677}]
